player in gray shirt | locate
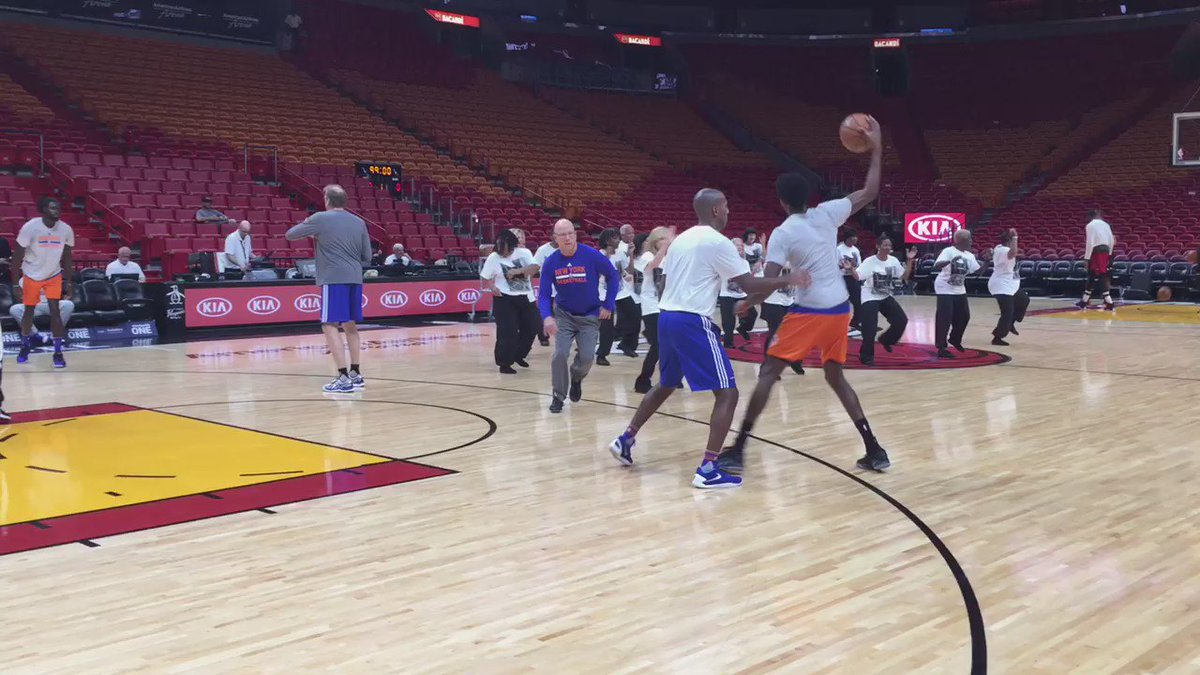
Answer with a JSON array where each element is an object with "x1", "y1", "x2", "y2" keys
[{"x1": 286, "y1": 184, "x2": 373, "y2": 393}]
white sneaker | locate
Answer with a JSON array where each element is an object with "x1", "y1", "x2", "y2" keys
[
  {"x1": 322, "y1": 375, "x2": 354, "y2": 393},
  {"x1": 349, "y1": 371, "x2": 365, "y2": 390}
]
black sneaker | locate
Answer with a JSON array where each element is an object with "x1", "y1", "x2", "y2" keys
[
  {"x1": 881, "y1": 342, "x2": 895, "y2": 353},
  {"x1": 1104, "y1": 302, "x2": 1115, "y2": 311},
  {"x1": 499, "y1": 365, "x2": 518, "y2": 374},
  {"x1": 951, "y1": 342, "x2": 966, "y2": 353},
  {"x1": 633, "y1": 377, "x2": 652, "y2": 394},
  {"x1": 515, "y1": 358, "x2": 530, "y2": 368},
  {"x1": 722, "y1": 340, "x2": 735, "y2": 349},
  {"x1": 856, "y1": 444, "x2": 891, "y2": 472},
  {"x1": 1009, "y1": 325, "x2": 1020, "y2": 336},
  {"x1": 716, "y1": 446, "x2": 744, "y2": 475},
  {"x1": 620, "y1": 348, "x2": 639, "y2": 358},
  {"x1": 0, "y1": 409, "x2": 10, "y2": 423},
  {"x1": 790, "y1": 362, "x2": 805, "y2": 375},
  {"x1": 549, "y1": 397, "x2": 564, "y2": 413},
  {"x1": 991, "y1": 337, "x2": 1009, "y2": 346},
  {"x1": 937, "y1": 349, "x2": 955, "y2": 359},
  {"x1": 569, "y1": 380, "x2": 582, "y2": 402},
  {"x1": 1074, "y1": 301, "x2": 1088, "y2": 309},
  {"x1": 738, "y1": 329, "x2": 751, "y2": 342},
  {"x1": 539, "y1": 338, "x2": 550, "y2": 347},
  {"x1": 595, "y1": 356, "x2": 610, "y2": 366},
  {"x1": 860, "y1": 355, "x2": 874, "y2": 366}
]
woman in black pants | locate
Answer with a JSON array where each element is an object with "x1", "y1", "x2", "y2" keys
[
  {"x1": 757, "y1": 271, "x2": 805, "y2": 377},
  {"x1": 632, "y1": 227, "x2": 672, "y2": 393},
  {"x1": 718, "y1": 238, "x2": 759, "y2": 347},
  {"x1": 988, "y1": 228, "x2": 1029, "y2": 346},
  {"x1": 481, "y1": 230, "x2": 541, "y2": 374}
]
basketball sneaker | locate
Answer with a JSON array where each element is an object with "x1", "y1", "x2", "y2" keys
[
  {"x1": 0, "y1": 409, "x2": 10, "y2": 423},
  {"x1": 1074, "y1": 301, "x2": 1088, "y2": 309},
  {"x1": 349, "y1": 371, "x2": 365, "y2": 390},
  {"x1": 716, "y1": 446, "x2": 744, "y2": 475},
  {"x1": 608, "y1": 433, "x2": 635, "y2": 466},
  {"x1": 569, "y1": 380, "x2": 582, "y2": 402},
  {"x1": 856, "y1": 444, "x2": 891, "y2": 473},
  {"x1": 1104, "y1": 302, "x2": 1115, "y2": 311},
  {"x1": 633, "y1": 376, "x2": 652, "y2": 394},
  {"x1": 322, "y1": 375, "x2": 354, "y2": 393},
  {"x1": 53, "y1": 352, "x2": 66, "y2": 369},
  {"x1": 549, "y1": 397, "x2": 564, "y2": 413},
  {"x1": 16, "y1": 346, "x2": 29, "y2": 364},
  {"x1": 692, "y1": 461, "x2": 742, "y2": 489}
]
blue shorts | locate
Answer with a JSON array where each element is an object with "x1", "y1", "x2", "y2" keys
[
  {"x1": 657, "y1": 310, "x2": 736, "y2": 392},
  {"x1": 322, "y1": 283, "x2": 363, "y2": 324}
]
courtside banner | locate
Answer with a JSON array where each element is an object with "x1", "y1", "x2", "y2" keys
[
  {"x1": 904, "y1": 213, "x2": 966, "y2": 244},
  {"x1": 186, "y1": 280, "x2": 491, "y2": 328}
]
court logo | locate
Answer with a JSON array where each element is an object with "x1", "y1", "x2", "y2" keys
[
  {"x1": 905, "y1": 213, "x2": 966, "y2": 244},
  {"x1": 247, "y1": 295, "x2": 281, "y2": 316},
  {"x1": 457, "y1": 288, "x2": 482, "y2": 304},
  {"x1": 420, "y1": 289, "x2": 446, "y2": 307},
  {"x1": 381, "y1": 290, "x2": 409, "y2": 309},
  {"x1": 294, "y1": 294, "x2": 322, "y2": 313},
  {"x1": 196, "y1": 298, "x2": 233, "y2": 318}
]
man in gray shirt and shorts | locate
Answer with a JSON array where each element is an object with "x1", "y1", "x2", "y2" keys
[{"x1": 287, "y1": 184, "x2": 373, "y2": 394}]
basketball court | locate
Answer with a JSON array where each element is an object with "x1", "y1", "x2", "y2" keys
[{"x1": 0, "y1": 296, "x2": 1197, "y2": 673}]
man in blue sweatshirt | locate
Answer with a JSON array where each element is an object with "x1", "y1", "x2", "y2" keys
[{"x1": 539, "y1": 218, "x2": 619, "y2": 413}]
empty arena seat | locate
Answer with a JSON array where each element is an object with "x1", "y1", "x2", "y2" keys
[{"x1": 80, "y1": 279, "x2": 125, "y2": 323}]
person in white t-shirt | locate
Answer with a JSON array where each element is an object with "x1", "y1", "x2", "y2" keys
[
  {"x1": 988, "y1": 228, "x2": 1029, "y2": 346},
  {"x1": 105, "y1": 246, "x2": 146, "y2": 282},
  {"x1": 13, "y1": 196, "x2": 74, "y2": 369},
  {"x1": 852, "y1": 234, "x2": 915, "y2": 365},
  {"x1": 631, "y1": 226, "x2": 673, "y2": 393},
  {"x1": 837, "y1": 231, "x2": 863, "y2": 331},
  {"x1": 221, "y1": 220, "x2": 253, "y2": 278},
  {"x1": 758, "y1": 261, "x2": 804, "y2": 379},
  {"x1": 384, "y1": 243, "x2": 412, "y2": 267},
  {"x1": 1076, "y1": 208, "x2": 1116, "y2": 310},
  {"x1": 510, "y1": 227, "x2": 540, "y2": 313},
  {"x1": 727, "y1": 115, "x2": 891, "y2": 474},
  {"x1": 533, "y1": 235, "x2": 558, "y2": 346},
  {"x1": 596, "y1": 228, "x2": 638, "y2": 364},
  {"x1": 717, "y1": 238, "x2": 760, "y2": 347},
  {"x1": 608, "y1": 188, "x2": 805, "y2": 490},
  {"x1": 743, "y1": 228, "x2": 764, "y2": 266},
  {"x1": 932, "y1": 229, "x2": 981, "y2": 358},
  {"x1": 481, "y1": 229, "x2": 540, "y2": 374}
]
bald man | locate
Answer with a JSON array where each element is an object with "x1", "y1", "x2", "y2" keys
[
  {"x1": 932, "y1": 229, "x2": 981, "y2": 358},
  {"x1": 537, "y1": 219, "x2": 619, "y2": 413},
  {"x1": 221, "y1": 219, "x2": 253, "y2": 278},
  {"x1": 608, "y1": 188, "x2": 806, "y2": 489},
  {"x1": 105, "y1": 246, "x2": 146, "y2": 282}
]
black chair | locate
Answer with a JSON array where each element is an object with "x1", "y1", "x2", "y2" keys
[
  {"x1": 79, "y1": 267, "x2": 106, "y2": 282},
  {"x1": 1017, "y1": 260, "x2": 1036, "y2": 280},
  {"x1": 81, "y1": 279, "x2": 126, "y2": 324},
  {"x1": 113, "y1": 279, "x2": 154, "y2": 319},
  {"x1": 68, "y1": 282, "x2": 96, "y2": 326},
  {"x1": 1165, "y1": 262, "x2": 1191, "y2": 289},
  {"x1": 0, "y1": 283, "x2": 15, "y2": 333},
  {"x1": 1034, "y1": 260, "x2": 1054, "y2": 278},
  {"x1": 1149, "y1": 261, "x2": 1169, "y2": 285}
]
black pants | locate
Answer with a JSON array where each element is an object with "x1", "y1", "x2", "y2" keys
[
  {"x1": 718, "y1": 296, "x2": 759, "y2": 347},
  {"x1": 935, "y1": 294, "x2": 970, "y2": 350},
  {"x1": 761, "y1": 303, "x2": 787, "y2": 353},
  {"x1": 637, "y1": 312, "x2": 659, "y2": 383},
  {"x1": 858, "y1": 296, "x2": 908, "y2": 361},
  {"x1": 493, "y1": 293, "x2": 538, "y2": 367},
  {"x1": 598, "y1": 296, "x2": 640, "y2": 356},
  {"x1": 992, "y1": 290, "x2": 1029, "y2": 339},
  {"x1": 845, "y1": 276, "x2": 862, "y2": 328}
]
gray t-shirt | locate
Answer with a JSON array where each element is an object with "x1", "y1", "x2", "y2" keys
[{"x1": 286, "y1": 210, "x2": 372, "y2": 286}]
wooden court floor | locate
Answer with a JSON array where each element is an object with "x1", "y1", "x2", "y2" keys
[{"x1": 0, "y1": 296, "x2": 1197, "y2": 674}]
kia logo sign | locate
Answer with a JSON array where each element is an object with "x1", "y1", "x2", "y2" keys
[
  {"x1": 294, "y1": 294, "x2": 321, "y2": 313},
  {"x1": 247, "y1": 295, "x2": 280, "y2": 316},
  {"x1": 196, "y1": 298, "x2": 232, "y2": 318},
  {"x1": 457, "y1": 288, "x2": 481, "y2": 304},
  {"x1": 905, "y1": 213, "x2": 966, "y2": 244},
  {"x1": 420, "y1": 289, "x2": 446, "y2": 307},
  {"x1": 381, "y1": 290, "x2": 409, "y2": 309},
  {"x1": 361, "y1": 294, "x2": 369, "y2": 309}
]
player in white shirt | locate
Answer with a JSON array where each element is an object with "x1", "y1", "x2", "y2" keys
[
  {"x1": 717, "y1": 238, "x2": 759, "y2": 347},
  {"x1": 1076, "y1": 208, "x2": 1116, "y2": 310},
  {"x1": 532, "y1": 236, "x2": 558, "y2": 346},
  {"x1": 743, "y1": 228, "x2": 764, "y2": 266},
  {"x1": 481, "y1": 230, "x2": 540, "y2": 374},
  {"x1": 853, "y1": 234, "x2": 915, "y2": 365},
  {"x1": 988, "y1": 228, "x2": 1029, "y2": 345},
  {"x1": 837, "y1": 231, "x2": 863, "y2": 332},
  {"x1": 510, "y1": 228, "x2": 543, "y2": 343},
  {"x1": 595, "y1": 228, "x2": 638, "y2": 364},
  {"x1": 726, "y1": 115, "x2": 892, "y2": 474},
  {"x1": 932, "y1": 229, "x2": 982, "y2": 358},
  {"x1": 631, "y1": 227, "x2": 673, "y2": 393},
  {"x1": 13, "y1": 196, "x2": 74, "y2": 368},
  {"x1": 608, "y1": 188, "x2": 806, "y2": 489}
]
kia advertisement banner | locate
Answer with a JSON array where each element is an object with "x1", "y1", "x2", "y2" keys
[
  {"x1": 186, "y1": 280, "x2": 492, "y2": 328},
  {"x1": 904, "y1": 213, "x2": 966, "y2": 245}
]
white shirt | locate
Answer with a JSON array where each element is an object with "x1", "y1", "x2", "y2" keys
[
  {"x1": 609, "y1": 248, "x2": 633, "y2": 301},
  {"x1": 719, "y1": 274, "x2": 748, "y2": 299},
  {"x1": 619, "y1": 241, "x2": 640, "y2": 303},
  {"x1": 745, "y1": 241, "x2": 764, "y2": 263},
  {"x1": 855, "y1": 255, "x2": 905, "y2": 303},
  {"x1": 384, "y1": 253, "x2": 411, "y2": 266},
  {"x1": 481, "y1": 249, "x2": 535, "y2": 297},
  {"x1": 765, "y1": 199, "x2": 853, "y2": 309},
  {"x1": 934, "y1": 247, "x2": 981, "y2": 295},
  {"x1": 515, "y1": 247, "x2": 537, "y2": 301},
  {"x1": 837, "y1": 243, "x2": 862, "y2": 277},
  {"x1": 222, "y1": 231, "x2": 252, "y2": 272},
  {"x1": 17, "y1": 218, "x2": 75, "y2": 281},
  {"x1": 1084, "y1": 218, "x2": 1114, "y2": 259},
  {"x1": 106, "y1": 259, "x2": 146, "y2": 282},
  {"x1": 988, "y1": 245, "x2": 1020, "y2": 296},
  {"x1": 533, "y1": 242, "x2": 557, "y2": 265},
  {"x1": 659, "y1": 225, "x2": 750, "y2": 316},
  {"x1": 634, "y1": 251, "x2": 661, "y2": 315}
]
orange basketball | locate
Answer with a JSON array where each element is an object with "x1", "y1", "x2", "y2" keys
[
  {"x1": 1157, "y1": 287, "x2": 1172, "y2": 301},
  {"x1": 840, "y1": 113, "x2": 873, "y2": 154}
]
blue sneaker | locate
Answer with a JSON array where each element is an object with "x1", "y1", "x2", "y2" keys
[
  {"x1": 16, "y1": 346, "x2": 29, "y2": 364},
  {"x1": 692, "y1": 461, "x2": 742, "y2": 489},
  {"x1": 322, "y1": 375, "x2": 354, "y2": 393},
  {"x1": 608, "y1": 433, "x2": 635, "y2": 466},
  {"x1": 53, "y1": 352, "x2": 66, "y2": 369},
  {"x1": 349, "y1": 371, "x2": 365, "y2": 390}
]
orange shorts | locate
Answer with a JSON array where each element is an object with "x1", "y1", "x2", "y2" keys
[
  {"x1": 23, "y1": 275, "x2": 63, "y2": 306},
  {"x1": 767, "y1": 310, "x2": 851, "y2": 365}
]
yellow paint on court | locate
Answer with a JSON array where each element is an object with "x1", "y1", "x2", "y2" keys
[
  {"x1": 1042, "y1": 303, "x2": 1200, "y2": 325},
  {"x1": 0, "y1": 410, "x2": 388, "y2": 526}
]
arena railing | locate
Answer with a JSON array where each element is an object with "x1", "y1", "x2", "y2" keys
[{"x1": 1, "y1": 128, "x2": 45, "y2": 175}]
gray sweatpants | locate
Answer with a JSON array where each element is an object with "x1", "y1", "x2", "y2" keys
[{"x1": 551, "y1": 306, "x2": 600, "y2": 400}]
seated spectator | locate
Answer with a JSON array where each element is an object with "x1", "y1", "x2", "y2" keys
[
  {"x1": 385, "y1": 243, "x2": 412, "y2": 267},
  {"x1": 220, "y1": 220, "x2": 253, "y2": 277},
  {"x1": 369, "y1": 241, "x2": 385, "y2": 266},
  {"x1": 105, "y1": 246, "x2": 146, "y2": 282},
  {"x1": 196, "y1": 196, "x2": 231, "y2": 225}
]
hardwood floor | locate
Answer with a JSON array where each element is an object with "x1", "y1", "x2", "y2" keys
[{"x1": 0, "y1": 296, "x2": 1197, "y2": 673}]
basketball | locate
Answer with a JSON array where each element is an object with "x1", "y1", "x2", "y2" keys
[
  {"x1": 1157, "y1": 287, "x2": 1172, "y2": 301},
  {"x1": 840, "y1": 113, "x2": 873, "y2": 153},
  {"x1": 1188, "y1": 249, "x2": 1198, "y2": 264}
]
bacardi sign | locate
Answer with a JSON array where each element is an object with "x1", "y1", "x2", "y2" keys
[
  {"x1": 425, "y1": 9, "x2": 480, "y2": 28},
  {"x1": 614, "y1": 33, "x2": 662, "y2": 47}
]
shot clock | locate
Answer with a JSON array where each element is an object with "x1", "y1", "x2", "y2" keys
[{"x1": 356, "y1": 162, "x2": 404, "y2": 196}]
